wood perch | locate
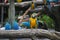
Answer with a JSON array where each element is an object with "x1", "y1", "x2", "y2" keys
[{"x1": 0, "y1": 29, "x2": 60, "y2": 40}]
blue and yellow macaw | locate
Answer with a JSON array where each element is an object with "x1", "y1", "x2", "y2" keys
[
  {"x1": 20, "y1": 13, "x2": 38, "y2": 29},
  {"x1": 29, "y1": 17, "x2": 38, "y2": 29}
]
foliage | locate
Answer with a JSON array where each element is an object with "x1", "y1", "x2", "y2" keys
[{"x1": 40, "y1": 14, "x2": 55, "y2": 28}]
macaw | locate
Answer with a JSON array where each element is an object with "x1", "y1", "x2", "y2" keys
[
  {"x1": 20, "y1": 22, "x2": 30, "y2": 28},
  {"x1": 29, "y1": 13, "x2": 38, "y2": 29},
  {"x1": 13, "y1": 21, "x2": 20, "y2": 30},
  {"x1": 30, "y1": 17, "x2": 37, "y2": 29},
  {"x1": 31, "y1": 2, "x2": 35, "y2": 9},
  {"x1": 5, "y1": 22, "x2": 11, "y2": 30}
]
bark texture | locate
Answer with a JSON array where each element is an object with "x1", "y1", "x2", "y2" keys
[{"x1": 0, "y1": 29, "x2": 60, "y2": 40}]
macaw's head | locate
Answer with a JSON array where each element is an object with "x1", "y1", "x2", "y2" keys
[
  {"x1": 31, "y1": 13, "x2": 37, "y2": 19},
  {"x1": 31, "y1": 15, "x2": 36, "y2": 19}
]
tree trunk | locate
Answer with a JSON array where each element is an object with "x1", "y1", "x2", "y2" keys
[
  {"x1": 8, "y1": 0, "x2": 15, "y2": 27},
  {"x1": 0, "y1": 29, "x2": 60, "y2": 40}
]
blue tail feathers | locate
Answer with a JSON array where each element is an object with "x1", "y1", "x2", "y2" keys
[
  {"x1": 12, "y1": 21, "x2": 19, "y2": 30},
  {"x1": 5, "y1": 22, "x2": 11, "y2": 30}
]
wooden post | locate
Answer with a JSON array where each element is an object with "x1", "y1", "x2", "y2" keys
[
  {"x1": 8, "y1": 0, "x2": 15, "y2": 40},
  {"x1": 8, "y1": 0, "x2": 15, "y2": 28}
]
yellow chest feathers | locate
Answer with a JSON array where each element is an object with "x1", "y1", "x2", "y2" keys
[{"x1": 30, "y1": 18, "x2": 37, "y2": 27}]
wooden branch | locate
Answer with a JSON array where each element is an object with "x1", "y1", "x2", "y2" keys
[
  {"x1": 0, "y1": 1, "x2": 43, "y2": 6},
  {"x1": 23, "y1": 7, "x2": 31, "y2": 17},
  {"x1": 0, "y1": 29, "x2": 60, "y2": 40},
  {"x1": 0, "y1": 1, "x2": 31, "y2": 6}
]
